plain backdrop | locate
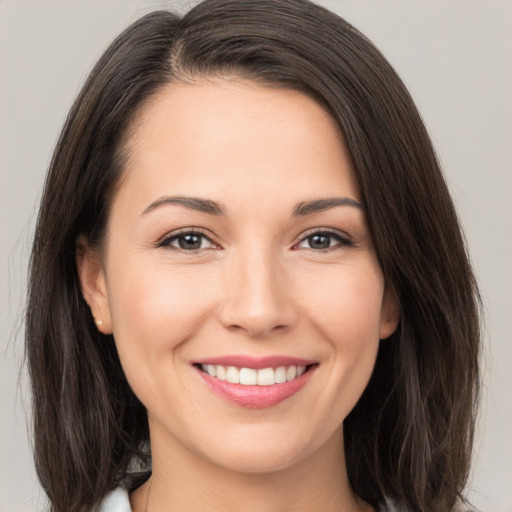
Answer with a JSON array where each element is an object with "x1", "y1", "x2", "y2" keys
[{"x1": 1, "y1": 1, "x2": 510, "y2": 511}]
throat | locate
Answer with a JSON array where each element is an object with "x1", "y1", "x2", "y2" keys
[{"x1": 143, "y1": 421, "x2": 359, "y2": 512}]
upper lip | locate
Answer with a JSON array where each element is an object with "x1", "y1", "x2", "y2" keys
[{"x1": 193, "y1": 355, "x2": 317, "y2": 369}]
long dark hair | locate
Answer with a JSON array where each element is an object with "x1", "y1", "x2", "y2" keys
[{"x1": 26, "y1": 1, "x2": 480, "y2": 511}]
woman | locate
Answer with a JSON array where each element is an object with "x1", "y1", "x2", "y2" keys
[{"x1": 25, "y1": 1, "x2": 481, "y2": 511}]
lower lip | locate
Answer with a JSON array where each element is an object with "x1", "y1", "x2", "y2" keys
[{"x1": 196, "y1": 366, "x2": 316, "y2": 408}]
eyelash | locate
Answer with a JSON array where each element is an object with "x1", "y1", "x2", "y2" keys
[
  {"x1": 157, "y1": 227, "x2": 354, "y2": 254},
  {"x1": 293, "y1": 228, "x2": 355, "y2": 252},
  {"x1": 157, "y1": 228, "x2": 220, "y2": 253}
]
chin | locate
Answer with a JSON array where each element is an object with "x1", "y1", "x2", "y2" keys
[
  {"x1": 202, "y1": 441, "x2": 312, "y2": 475},
  {"x1": 190, "y1": 421, "x2": 342, "y2": 476}
]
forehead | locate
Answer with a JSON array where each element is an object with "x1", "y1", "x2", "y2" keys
[{"x1": 115, "y1": 78, "x2": 360, "y2": 216}]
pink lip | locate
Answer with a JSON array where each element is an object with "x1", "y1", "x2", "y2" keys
[
  {"x1": 194, "y1": 362, "x2": 317, "y2": 409},
  {"x1": 194, "y1": 354, "x2": 316, "y2": 369}
]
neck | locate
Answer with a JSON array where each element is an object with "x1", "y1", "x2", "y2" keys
[{"x1": 131, "y1": 421, "x2": 371, "y2": 512}]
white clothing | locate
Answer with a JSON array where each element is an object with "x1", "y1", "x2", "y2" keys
[{"x1": 98, "y1": 487, "x2": 132, "y2": 512}]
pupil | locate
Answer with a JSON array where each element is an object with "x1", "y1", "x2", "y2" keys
[
  {"x1": 179, "y1": 234, "x2": 201, "y2": 250},
  {"x1": 310, "y1": 234, "x2": 330, "y2": 249}
]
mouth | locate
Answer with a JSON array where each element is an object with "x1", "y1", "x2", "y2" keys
[
  {"x1": 193, "y1": 357, "x2": 318, "y2": 408},
  {"x1": 195, "y1": 363, "x2": 315, "y2": 386}
]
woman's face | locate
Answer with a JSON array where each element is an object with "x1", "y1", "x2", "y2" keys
[{"x1": 79, "y1": 79, "x2": 399, "y2": 474}]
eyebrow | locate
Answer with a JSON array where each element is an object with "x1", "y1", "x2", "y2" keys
[
  {"x1": 141, "y1": 196, "x2": 225, "y2": 216},
  {"x1": 292, "y1": 197, "x2": 363, "y2": 216},
  {"x1": 140, "y1": 195, "x2": 363, "y2": 217}
]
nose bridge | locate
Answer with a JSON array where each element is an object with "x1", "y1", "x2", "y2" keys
[{"x1": 219, "y1": 241, "x2": 296, "y2": 337}]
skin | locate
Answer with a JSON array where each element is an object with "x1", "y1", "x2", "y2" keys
[{"x1": 78, "y1": 78, "x2": 399, "y2": 512}]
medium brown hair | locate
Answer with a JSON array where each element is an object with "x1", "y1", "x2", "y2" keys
[{"x1": 26, "y1": 1, "x2": 480, "y2": 511}]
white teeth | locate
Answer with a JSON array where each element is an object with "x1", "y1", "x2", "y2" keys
[
  {"x1": 257, "y1": 367, "x2": 275, "y2": 386},
  {"x1": 286, "y1": 366, "x2": 297, "y2": 381},
  {"x1": 239, "y1": 368, "x2": 257, "y2": 385},
  {"x1": 200, "y1": 364, "x2": 311, "y2": 386},
  {"x1": 275, "y1": 366, "x2": 287, "y2": 384},
  {"x1": 216, "y1": 365, "x2": 226, "y2": 380},
  {"x1": 225, "y1": 366, "x2": 240, "y2": 384}
]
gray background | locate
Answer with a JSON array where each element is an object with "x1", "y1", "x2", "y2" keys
[{"x1": 1, "y1": 1, "x2": 510, "y2": 511}]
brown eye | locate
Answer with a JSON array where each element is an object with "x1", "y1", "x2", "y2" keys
[
  {"x1": 307, "y1": 233, "x2": 333, "y2": 250},
  {"x1": 296, "y1": 230, "x2": 353, "y2": 251},
  {"x1": 177, "y1": 233, "x2": 204, "y2": 250},
  {"x1": 159, "y1": 231, "x2": 217, "y2": 251}
]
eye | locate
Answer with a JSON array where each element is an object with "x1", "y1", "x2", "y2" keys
[
  {"x1": 295, "y1": 230, "x2": 353, "y2": 251},
  {"x1": 158, "y1": 230, "x2": 218, "y2": 252}
]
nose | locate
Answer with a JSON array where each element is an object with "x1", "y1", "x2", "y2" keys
[{"x1": 218, "y1": 248, "x2": 298, "y2": 338}]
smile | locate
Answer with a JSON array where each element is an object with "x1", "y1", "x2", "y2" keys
[
  {"x1": 199, "y1": 364, "x2": 307, "y2": 386},
  {"x1": 193, "y1": 356, "x2": 318, "y2": 408}
]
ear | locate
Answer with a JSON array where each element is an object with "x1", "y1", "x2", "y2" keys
[
  {"x1": 379, "y1": 284, "x2": 400, "y2": 340},
  {"x1": 76, "y1": 234, "x2": 112, "y2": 334}
]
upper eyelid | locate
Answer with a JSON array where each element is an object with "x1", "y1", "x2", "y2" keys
[
  {"x1": 157, "y1": 227, "x2": 219, "y2": 247},
  {"x1": 295, "y1": 227, "x2": 352, "y2": 243}
]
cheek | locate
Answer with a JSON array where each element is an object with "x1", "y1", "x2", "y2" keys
[
  {"x1": 106, "y1": 255, "x2": 219, "y2": 364},
  {"x1": 299, "y1": 261, "x2": 384, "y2": 407},
  {"x1": 104, "y1": 255, "x2": 223, "y2": 416},
  {"x1": 301, "y1": 261, "x2": 385, "y2": 345}
]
